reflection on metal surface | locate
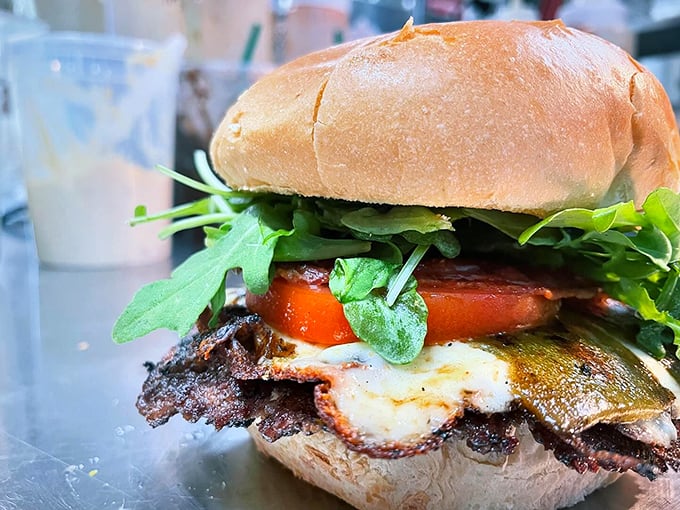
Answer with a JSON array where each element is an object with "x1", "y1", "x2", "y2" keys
[
  {"x1": 0, "y1": 217, "x2": 349, "y2": 509},
  {"x1": 0, "y1": 218, "x2": 41, "y2": 448},
  {"x1": 0, "y1": 217, "x2": 678, "y2": 509}
]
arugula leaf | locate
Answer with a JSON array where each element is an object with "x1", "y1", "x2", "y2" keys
[
  {"x1": 574, "y1": 228, "x2": 672, "y2": 271},
  {"x1": 329, "y1": 258, "x2": 427, "y2": 364},
  {"x1": 209, "y1": 277, "x2": 227, "y2": 328},
  {"x1": 402, "y1": 230, "x2": 460, "y2": 258},
  {"x1": 273, "y1": 210, "x2": 371, "y2": 261},
  {"x1": 643, "y1": 188, "x2": 680, "y2": 234},
  {"x1": 608, "y1": 277, "x2": 680, "y2": 339},
  {"x1": 274, "y1": 235, "x2": 371, "y2": 261},
  {"x1": 231, "y1": 204, "x2": 291, "y2": 293},
  {"x1": 636, "y1": 268, "x2": 680, "y2": 357},
  {"x1": 112, "y1": 239, "x2": 237, "y2": 343},
  {"x1": 158, "y1": 213, "x2": 236, "y2": 239},
  {"x1": 657, "y1": 266, "x2": 680, "y2": 311},
  {"x1": 519, "y1": 201, "x2": 644, "y2": 244},
  {"x1": 642, "y1": 188, "x2": 680, "y2": 262},
  {"x1": 341, "y1": 274, "x2": 427, "y2": 365},
  {"x1": 329, "y1": 258, "x2": 396, "y2": 303},
  {"x1": 112, "y1": 204, "x2": 283, "y2": 343},
  {"x1": 461, "y1": 208, "x2": 541, "y2": 240},
  {"x1": 341, "y1": 206, "x2": 453, "y2": 235},
  {"x1": 514, "y1": 189, "x2": 680, "y2": 358}
]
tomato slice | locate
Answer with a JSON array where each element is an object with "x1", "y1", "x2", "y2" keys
[
  {"x1": 245, "y1": 260, "x2": 593, "y2": 346},
  {"x1": 246, "y1": 277, "x2": 358, "y2": 345}
]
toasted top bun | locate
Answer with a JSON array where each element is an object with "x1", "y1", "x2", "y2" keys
[{"x1": 210, "y1": 19, "x2": 680, "y2": 216}]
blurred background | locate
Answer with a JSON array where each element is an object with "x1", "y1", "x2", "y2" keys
[
  {"x1": 0, "y1": 3, "x2": 678, "y2": 508},
  {"x1": 1, "y1": 0, "x2": 679, "y2": 264}
]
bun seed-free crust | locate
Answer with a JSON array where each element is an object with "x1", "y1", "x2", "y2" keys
[{"x1": 211, "y1": 19, "x2": 680, "y2": 216}]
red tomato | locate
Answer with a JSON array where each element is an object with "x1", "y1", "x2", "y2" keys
[
  {"x1": 246, "y1": 277, "x2": 358, "y2": 345},
  {"x1": 245, "y1": 260, "x2": 581, "y2": 346}
]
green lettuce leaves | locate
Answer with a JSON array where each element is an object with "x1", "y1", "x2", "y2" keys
[
  {"x1": 329, "y1": 258, "x2": 427, "y2": 364},
  {"x1": 113, "y1": 158, "x2": 458, "y2": 361},
  {"x1": 113, "y1": 151, "x2": 680, "y2": 364},
  {"x1": 517, "y1": 188, "x2": 680, "y2": 358},
  {"x1": 112, "y1": 204, "x2": 281, "y2": 342}
]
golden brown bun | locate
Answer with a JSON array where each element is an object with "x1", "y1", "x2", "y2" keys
[
  {"x1": 249, "y1": 425, "x2": 620, "y2": 510},
  {"x1": 210, "y1": 19, "x2": 680, "y2": 216}
]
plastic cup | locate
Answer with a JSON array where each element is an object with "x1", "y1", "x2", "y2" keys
[
  {"x1": 9, "y1": 32, "x2": 186, "y2": 268},
  {"x1": 0, "y1": 12, "x2": 47, "y2": 221}
]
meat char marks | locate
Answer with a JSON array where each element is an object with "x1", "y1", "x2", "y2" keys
[
  {"x1": 137, "y1": 309, "x2": 323, "y2": 441},
  {"x1": 137, "y1": 306, "x2": 680, "y2": 479}
]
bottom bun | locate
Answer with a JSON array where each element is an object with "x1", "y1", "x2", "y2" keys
[{"x1": 249, "y1": 424, "x2": 621, "y2": 510}]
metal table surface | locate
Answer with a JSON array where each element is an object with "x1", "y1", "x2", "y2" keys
[{"x1": 0, "y1": 216, "x2": 678, "y2": 510}]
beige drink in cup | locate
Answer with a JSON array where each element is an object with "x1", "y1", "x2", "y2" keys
[{"x1": 9, "y1": 32, "x2": 185, "y2": 268}]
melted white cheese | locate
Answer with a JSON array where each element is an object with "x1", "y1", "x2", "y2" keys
[
  {"x1": 274, "y1": 340, "x2": 512, "y2": 443},
  {"x1": 626, "y1": 343, "x2": 680, "y2": 419},
  {"x1": 617, "y1": 413, "x2": 677, "y2": 447},
  {"x1": 268, "y1": 331, "x2": 680, "y2": 448}
]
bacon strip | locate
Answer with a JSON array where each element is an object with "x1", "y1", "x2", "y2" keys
[{"x1": 137, "y1": 307, "x2": 680, "y2": 479}]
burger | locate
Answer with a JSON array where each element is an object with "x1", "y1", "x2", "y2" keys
[{"x1": 113, "y1": 19, "x2": 680, "y2": 509}]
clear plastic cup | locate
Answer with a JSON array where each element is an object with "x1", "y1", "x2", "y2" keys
[
  {"x1": 9, "y1": 32, "x2": 186, "y2": 268},
  {"x1": 0, "y1": 12, "x2": 47, "y2": 221}
]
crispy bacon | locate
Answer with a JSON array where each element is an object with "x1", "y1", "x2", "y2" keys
[
  {"x1": 137, "y1": 306, "x2": 680, "y2": 479},
  {"x1": 275, "y1": 259, "x2": 597, "y2": 300},
  {"x1": 137, "y1": 313, "x2": 322, "y2": 438}
]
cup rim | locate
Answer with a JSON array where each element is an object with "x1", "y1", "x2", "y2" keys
[
  {"x1": 0, "y1": 12, "x2": 48, "y2": 42},
  {"x1": 10, "y1": 30, "x2": 164, "y2": 55}
]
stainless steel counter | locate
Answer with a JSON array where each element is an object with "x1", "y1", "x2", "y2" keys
[{"x1": 0, "y1": 216, "x2": 678, "y2": 509}]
